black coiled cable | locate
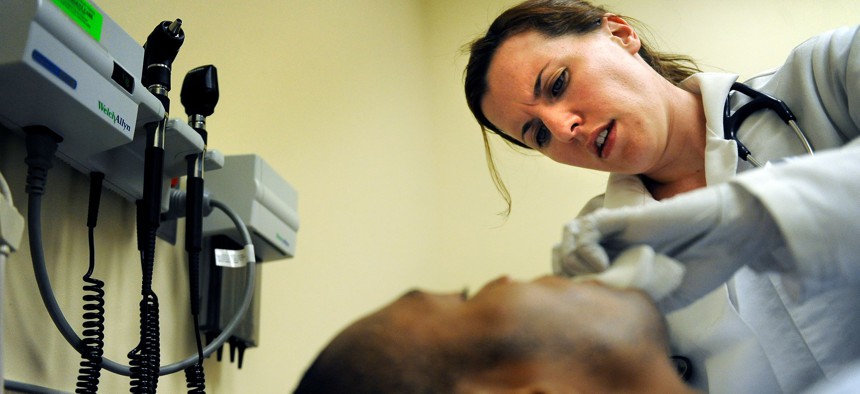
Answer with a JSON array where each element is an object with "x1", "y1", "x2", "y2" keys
[
  {"x1": 182, "y1": 270, "x2": 206, "y2": 393},
  {"x1": 76, "y1": 172, "x2": 106, "y2": 394},
  {"x1": 77, "y1": 267, "x2": 105, "y2": 393},
  {"x1": 129, "y1": 227, "x2": 161, "y2": 393},
  {"x1": 184, "y1": 365, "x2": 205, "y2": 393},
  {"x1": 127, "y1": 291, "x2": 160, "y2": 393},
  {"x1": 184, "y1": 316, "x2": 205, "y2": 392}
]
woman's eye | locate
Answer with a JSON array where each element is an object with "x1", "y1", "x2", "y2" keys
[
  {"x1": 550, "y1": 70, "x2": 567, "y2": 97},
  {"x1": 535, "y1": 124, "x2": 551, "y2": 147}
]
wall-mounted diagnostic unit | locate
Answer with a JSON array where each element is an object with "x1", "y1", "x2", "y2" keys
[
  {"x1": 0, "y1": 0, "x2": 221, "y2": 210},
  {"x1": 0, "y1": 0, "x2": 163, "y2": 175}
]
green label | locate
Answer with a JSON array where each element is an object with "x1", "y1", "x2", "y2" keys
[{"x1": 51, "y1": 0, "x2": 103, "y2": 42}]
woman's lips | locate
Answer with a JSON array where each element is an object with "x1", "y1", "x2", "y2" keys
[{"x1": 595, "y1": 120, "x2": 615, "y2": 158}]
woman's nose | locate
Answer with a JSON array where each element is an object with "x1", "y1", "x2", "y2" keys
[{"x1": 542, "y1": 108, "x2": 582, "y2": 143}]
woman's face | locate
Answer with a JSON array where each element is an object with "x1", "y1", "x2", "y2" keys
[{"x1": 481, "y1": 17, "x2": 674, "y2": 174}]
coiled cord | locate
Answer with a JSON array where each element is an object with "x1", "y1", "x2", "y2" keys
[
  {"x1": 184, "y1": 318, "x2": 206, "y2": 392},
  {"x1": 76, "y1": 270, "x2": 105, "y2": 393},
  {"x1": 182, "y1": 259, "x2": 206, "y2": 393},
  {"x1": 76, "y1": 173, "x2": 106, "y2": 393},
  {"x1": 127, "y1": 291, "x2": 160, "y2": 394},
  {"x1": 184, "y1": 364, "x2": 205, "y2": 393},
  {"x1": 129, "y1": 227, "x2": 161, "y2": 393}
]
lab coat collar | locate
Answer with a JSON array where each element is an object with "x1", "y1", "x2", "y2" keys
[{"x1": 679, "y1": 73, "x2": 741, "y2": 185}]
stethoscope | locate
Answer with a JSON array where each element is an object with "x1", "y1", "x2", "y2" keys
[{"x1": 723, "y1": 82, "x2": 815, "y2": 167}]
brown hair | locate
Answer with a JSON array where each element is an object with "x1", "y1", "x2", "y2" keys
[{"x1": 464, "y1": 0, "x2": 700, "y2": 215}]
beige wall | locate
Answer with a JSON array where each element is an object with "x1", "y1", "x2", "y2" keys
[{"x1": 2, "y1": 0, "x2": 858, "y2": 392}]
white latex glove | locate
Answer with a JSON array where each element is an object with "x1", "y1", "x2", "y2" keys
[
  {"x1": 554, "y1": 182, "x2": 787, "y2": 311},
  {"x1": 570, "y1": 245, "x2": 686, "y2": 302}
]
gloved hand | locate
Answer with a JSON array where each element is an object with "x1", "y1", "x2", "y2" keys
[
  {"x1": 569, "y1": 245, "x2": 686, "y2": 302},
  {"x1": 554, "y1": 182, "x2": 788, "y2": 311}
]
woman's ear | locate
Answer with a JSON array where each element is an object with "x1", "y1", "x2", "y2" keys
[{"x1": 603, "y1": 13, "x2": 641, "y2": 55}]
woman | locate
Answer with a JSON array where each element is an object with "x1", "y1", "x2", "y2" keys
[{"x1": 464, "y1": 0, "x2": 860, "y2": 392}]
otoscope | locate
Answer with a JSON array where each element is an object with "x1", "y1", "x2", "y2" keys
[
  {"x1": 139, "y1": 19, "x2": 184, "y2": 244},
  {"x1": 180, "y1": 64, "x2": 219, "y2": 393},
  {"x1": 131, "y1": 18, "x2": 184, "y2": 394}
]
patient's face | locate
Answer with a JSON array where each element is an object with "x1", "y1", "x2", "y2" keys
[
  {"x1": 348, "y1": 275, "x2": 665, "y2": 362},
  {"x1": 301, "y1": 276, "x2": 679, "y2": 393}
]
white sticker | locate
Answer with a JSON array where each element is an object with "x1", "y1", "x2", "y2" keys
[{"x1": 214, "y1": 248, "x2": 249, "y2": 268}]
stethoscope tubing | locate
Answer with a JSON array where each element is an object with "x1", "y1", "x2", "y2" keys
[{"x1": 723, "y1": 82, "x2": 814, "y2": 166}]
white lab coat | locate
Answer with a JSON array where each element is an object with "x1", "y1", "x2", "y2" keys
[{"x1": 569, "y1": 25, "x2": 860, "y2": 393}]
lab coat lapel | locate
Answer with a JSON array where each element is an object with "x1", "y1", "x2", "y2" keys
[{"x1": 679, "y1": 73, "x2": 741, "y2": 185}]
